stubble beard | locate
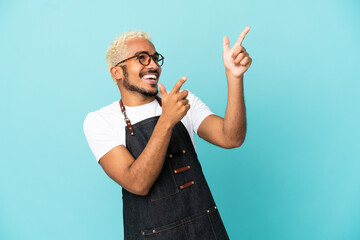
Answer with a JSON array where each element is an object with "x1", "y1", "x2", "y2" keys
[{"x1": 121, "y1": 65, "x2": 158, "y2": 97}]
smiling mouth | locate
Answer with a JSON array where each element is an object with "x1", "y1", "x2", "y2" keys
[{"x1": 141, "y1": 74, "x2": 158, "y2": 84}]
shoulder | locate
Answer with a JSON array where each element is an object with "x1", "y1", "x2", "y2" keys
[
  {"x1": 185, "y1": 91, "x2": 206, "y2": 106},
  {"x1": 184, "y1": 91, "x2": 213, "y2": 134},
  {"x1": 83, "y1": 101, "x2": 126, "y2": 162},
  {"x1": 185, "y1": 91, "x2": 197, "y2": 101},
  {"x1": 83, "y1": 101, "x2": 122, "y2": 133},
  {"x1": 185, "y1": 91, "x2": 210, "y2": 113}
]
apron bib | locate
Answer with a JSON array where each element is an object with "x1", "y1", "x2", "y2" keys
[{"x1": 120, "y1": 100, "x2": 229, "y2": 240}]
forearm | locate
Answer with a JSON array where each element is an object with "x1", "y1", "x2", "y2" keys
[
  {"x1": 223, "y1": 72, "x2": 247, "y2": 146},
  {"x1": 126, "y1": 116, "x2": 173, "y2": 195}
]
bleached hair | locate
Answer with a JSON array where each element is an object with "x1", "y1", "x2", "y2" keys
[{"x1": 106, "y1": 30, "x2": 151, "y2": 84}]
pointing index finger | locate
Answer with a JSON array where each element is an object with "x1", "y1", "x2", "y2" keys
[
  {"x1": 171, "y1": 76, "x2": 187, "y2": 94},
  {"x1": 235, "y1": 26, "x2": 251, "y2": 47}
]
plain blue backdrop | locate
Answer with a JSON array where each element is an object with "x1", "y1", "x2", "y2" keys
[{"x1": 1, "y1": 0, "x2": 360, "y2": 239}]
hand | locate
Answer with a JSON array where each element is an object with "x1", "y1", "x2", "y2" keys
[
  {"x1": 158, "y1": 77, "x2": 190, "y2": 127},
  {"x1": 223, "y1": 26, "x2": 252, "y2": 78}
]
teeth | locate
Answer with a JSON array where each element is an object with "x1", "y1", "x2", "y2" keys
[{"x1": 143, "y1": 75, "x2": 157, "y2": 79}]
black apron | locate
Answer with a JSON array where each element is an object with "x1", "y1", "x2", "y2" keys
[{"x1": 121, "y1": 101, "x2": 229, "y2": 239}]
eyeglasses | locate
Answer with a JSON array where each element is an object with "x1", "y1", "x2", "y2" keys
[{"x1": 115, "y1": 51, "x2": 164, "y2": 67}]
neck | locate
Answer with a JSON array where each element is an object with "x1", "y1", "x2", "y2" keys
[{"x1": 120, "y1": 91, "x2": 156, "y2": 106}]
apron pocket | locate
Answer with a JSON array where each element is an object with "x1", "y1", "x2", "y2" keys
[
  {"x1": 141, "y1": 224, "x2": 188, "y2": 240},
  {"x1": 150, "y1": 159, "x2": 179, "y2": 202},
  {"x1": 141, "y1": 206, "x2": 221, "y2": 240}
]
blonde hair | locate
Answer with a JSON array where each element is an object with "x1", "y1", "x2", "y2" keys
[{"x1": 106, "y1": 30, "x2": 151, "y2": 84}]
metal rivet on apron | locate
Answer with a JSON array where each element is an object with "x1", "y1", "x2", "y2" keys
[
  {"x1": 131, "y1": 132, "x2": 134, "y2": 136},
  {"x1": 214, "y1": 206, "x2": 217, "y2": 209},
  {"x1": 206, "y1": 209, "x2": 210, "y2": 213},
  {"x1": 174, "y1": 170, "x2": 178, "y2": 173},
  {"x1": 129, "y1": 127, "x2": 132, "y2": 130},
  {"x1": 142, "y1": 231, "x2": 145, "y2": 235},
  {"x1": 182, "y1": 149, "x2": 186, "y2": 154},
  {"x1": 169, "y1": 154, "x2": 173, "y2": 158},
  {"x1": 152, "y1": 229, "x2": 156, "y2": 233}
]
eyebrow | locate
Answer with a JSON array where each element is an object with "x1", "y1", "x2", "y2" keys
[{"x1": 134, "y1": 51, "x2": 159, "y2": 55}]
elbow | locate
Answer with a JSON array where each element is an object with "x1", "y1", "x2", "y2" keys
[
  {"x1": 223, "y1": 141, "x2": 243, "y2": 149},
  {"x1": 135, "y1": 188, "x2": 150, "y2": 196},
  {"x1": 119, "y1": 168, "x2": 151, "y2": 196},
  {"x1": 129, "y1": 184, "x2": 150, "y2": 196},
  {"x1": 231, "y1": 140, "x2": 244, "y2": 149},
  {"x1": 221, "y1": 127, "x2": 246, "y2": 149},
  {"x1": 113, "y1": 178, "x2": 150, "y2": 196},
  {"x1": 223, "y1": 136, "x2": 245, "y2": 149}
]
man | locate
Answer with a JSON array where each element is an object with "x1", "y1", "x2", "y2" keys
[{"x1": 84, "y1": 28, "x2": 252, "y2": 239}]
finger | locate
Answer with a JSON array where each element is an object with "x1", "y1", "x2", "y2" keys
[
  {"x1": 158, "y1": 83, "x2": 167, "y2": 98},
  {"x1": 241, "y1": 57, "x2": 252, "y2": 66},
  {"x1": 236, "y1": 26, "x2": 251, "y2": 45},
  {"x1": 177, "y1": 89, "x2": 189, "y2": 100},
  {"x1": 223, "y1": 36, "x2": 230, "y2": 54},
  {"x1": 231, "y1": 45, "x2": 244, "y2": 59},
  {"x1": 181, "y1": 103, "x2": 191, "y2": 114},
  {"x1": 233, "y1": 53, "x2": 246, "y2": 65},
  {"x1": 170, "y1": 76, "x2": 187, "y2": 94},
  {"x1": 245, "y1": 58, "x2": 252, "y2": 68},
  {"x1": 231, "y1": 26, "x2": 251, "y2": 51},
  {"x1": 179, "y1": 99, "x2": 189, "y2": 106}
]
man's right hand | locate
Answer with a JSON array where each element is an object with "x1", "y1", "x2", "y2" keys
[{"x1": 158, "y1": 77, "x2": 190, "y2": 127}]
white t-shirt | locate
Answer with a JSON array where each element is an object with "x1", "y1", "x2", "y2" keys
[{"x1": 83, "y1": 92, "x2": 213, "y2": 163}]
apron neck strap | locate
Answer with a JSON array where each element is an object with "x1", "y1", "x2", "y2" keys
[{"x1": 119, "y1": 96, "x2": 162, "y2": 136}]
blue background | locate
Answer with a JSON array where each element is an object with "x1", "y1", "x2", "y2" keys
[{"x1": 1, "y1": 0, "x2": 360, "y2": 239}]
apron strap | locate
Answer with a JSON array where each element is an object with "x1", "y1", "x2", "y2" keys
[{"x1": 119, "y1": 96, "x2": 162, "y2": 136}]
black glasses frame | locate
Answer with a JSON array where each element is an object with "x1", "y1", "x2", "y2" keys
[{"x1": 115, "y1": 51, "x2": 164, "y2": 67}]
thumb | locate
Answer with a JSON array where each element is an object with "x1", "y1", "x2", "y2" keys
[
  {"x1": 158, "y1": 83, "x2": 167, "y2": 98},
  {"x1": 223, "y1": 36, "x2": 230, "y2": 54}
]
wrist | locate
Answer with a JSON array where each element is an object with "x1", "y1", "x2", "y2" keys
[
  {"x1": 158, "y1": 115, "x2": 175, "y2": 131},
  {"x1": 225, "y1": 70, "x2": 244, "y2": 81}
]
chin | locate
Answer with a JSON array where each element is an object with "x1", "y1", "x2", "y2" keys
[{"x1": 140, "y1": 88, "x2": 158, "y2": 97}]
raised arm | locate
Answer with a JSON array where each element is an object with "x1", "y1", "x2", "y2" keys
[
  {"x1": 99, "y1": 77, "x2": 190, "y2": 196},
  {"x1": 198, "y1": 27, "x2": 252, "y2": 149}
]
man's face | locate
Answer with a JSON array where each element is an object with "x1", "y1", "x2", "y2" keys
[{"x1": 119, "y1": 38, "x2": 162, "y2": 97}]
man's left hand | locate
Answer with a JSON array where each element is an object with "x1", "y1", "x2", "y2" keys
[{"x1": 223, "y1": 26, "x2": 252, "y2": 79}]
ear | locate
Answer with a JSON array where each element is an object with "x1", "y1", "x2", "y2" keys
[{"x1": 110, "y1": 66, "x2": 123, "y2": 80}]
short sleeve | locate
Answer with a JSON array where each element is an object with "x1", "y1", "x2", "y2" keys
[
  {"x1": 83, "y1": 112, "x2": 124, "y2": 163},
  {"x1": 187, "y1": 92, "x2": 214, "y2": 134}
]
